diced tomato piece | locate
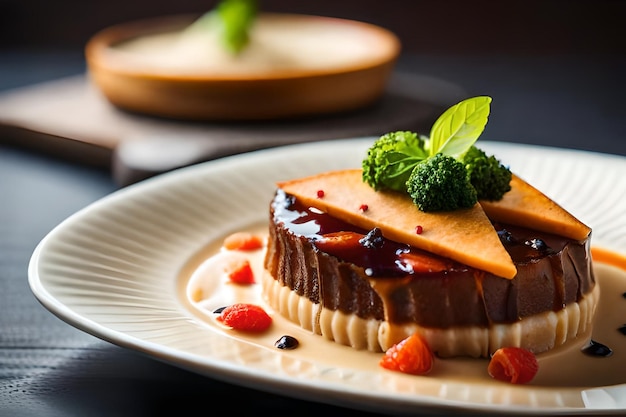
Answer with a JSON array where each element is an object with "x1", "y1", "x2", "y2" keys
[
  {"x1": 379, "y1": 333, "x2": 433, "y2": 375},
  {"x1": 314, "y1": 231, "x2": 367, "y2": 260},
  {"x1": 398, "y1": 252, "x2": 449, "y2": 273},
  {"x1": 225, "y1": 258, "x2": 255, "y2": 284},
  {"x1": 217, "y1": 303, "x2": 272, "y2": 332},
  {"x1": 315, "y1": 231, "x2": 365, "y2": 250},
  {"x1": 488, "y1": 347, "x2": 539, "y2": 384},
  {"x1": 223, "y1": 232, "x2": 264, "y2": 251}
]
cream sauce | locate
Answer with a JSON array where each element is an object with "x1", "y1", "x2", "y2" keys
[{"x1": 184, "y1": 236, "x2": 626, "y2": 388}]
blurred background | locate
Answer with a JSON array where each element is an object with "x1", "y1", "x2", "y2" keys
[
  {"x1": 1, "y1": 0, "x2": 625, "y2": 162},
  {"x1": 2, "y1": 0, "x2": 624, "y2": 55}
]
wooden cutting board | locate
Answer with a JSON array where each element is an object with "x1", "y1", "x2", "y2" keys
[{"x1": 0, "y1": 72, "x2": 465, "y2": 186}]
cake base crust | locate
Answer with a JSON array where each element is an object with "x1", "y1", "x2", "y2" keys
[{"x1": 262, "y1": 271, "x2": 599, "y2": 357}]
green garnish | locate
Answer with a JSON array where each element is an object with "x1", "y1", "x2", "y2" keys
[
  {"x1": 362, "y1": 96, "x2": 512, "y2": 212},
  {"x1": 361, "y1": 130, "x2": 429, "y2": 193},
  {"x1": 428, "y1": 96, "x2": 492, "y2": 158},
  {"x1": 406, "y1": 153, "x2": 478, "y2": 212},
  {"x1": 185, "y1": 0, "x2": 257, "y2": 54},
  {"x1": 462, "y1": 146, "x2": 512, "y2": 201},
  {"x1": 215, "y1": 0, "x2": 257, "y2": 54}
]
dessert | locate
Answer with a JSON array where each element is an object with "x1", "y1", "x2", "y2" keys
[{"x1": 262, "y1": 97, "x2": 597, "y2": 358}]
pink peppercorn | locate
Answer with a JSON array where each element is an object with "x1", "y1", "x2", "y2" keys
[
  {"x1": 415, "y1": 225, "x2": 423, "y2": 234},
  {"x1": 359, "y1": 204, "x2": 369, "y2": 212},
  {"x1": 316, "y1": 190, "x2": 325, "y2": 198}
]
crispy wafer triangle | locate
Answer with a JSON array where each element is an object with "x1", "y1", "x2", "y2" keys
[
  {"x1": 277, "y1": 169, "x2": 517, "y2": 278},
  {"x1": 480, "y1": 174, "x2": 591, "y2": 241}
]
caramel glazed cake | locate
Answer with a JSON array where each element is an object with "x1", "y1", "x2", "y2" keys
[{"x1": 262, "y1": 170, "x2": 598, "y2": 358}]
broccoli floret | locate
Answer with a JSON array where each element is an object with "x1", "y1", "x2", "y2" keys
[
  {"x1": 406, "y1": 153, "x2": 477, "y2": 212},
  {"x1": 462, "y1": 146, "x2": 512, "y2": 201},
  {"x1": 362, "y1": 131, "x2": 428, "y2": 192}
]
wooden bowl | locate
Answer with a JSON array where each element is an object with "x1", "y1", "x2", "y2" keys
[{"x1": 85, "y1": 13, "x2": 401, "y2": 121}]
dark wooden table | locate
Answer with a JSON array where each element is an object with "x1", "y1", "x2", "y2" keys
[{"x1": 1, "y1": 50, "x2": 625, "y2": 417}]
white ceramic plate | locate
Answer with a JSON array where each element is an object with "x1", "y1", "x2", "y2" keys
[{"x1": 29, "y1": 139, "x2": 626, "y2": 415}]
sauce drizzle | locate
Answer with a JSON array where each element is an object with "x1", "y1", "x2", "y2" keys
[{"x1": 581, "y1": 339, "x2": 613, "y2": 357}]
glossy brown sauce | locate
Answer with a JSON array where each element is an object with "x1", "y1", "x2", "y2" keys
[
  {"x1": 268, "y1": 190, "x2": 595, "y2": 327},
  {"x1": 274, "y1": 190, "x2": 571, "y2": 277}
]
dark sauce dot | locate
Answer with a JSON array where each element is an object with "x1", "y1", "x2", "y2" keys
[
  {"x1": 213, "y1": 306, "x2": 228, "y2": 314},
  {"x1": 498, "y1": 229, "x2": 518, "y2": 244},
  {"x1": 581, "y1": 339, "x2": 613, "y2": 357},
  {"x1": 619, "y1": 324, "x2": 626, "y2": 336},
  {"x1": 275, "y1": 335, "x2": 299, "y2": 350}
]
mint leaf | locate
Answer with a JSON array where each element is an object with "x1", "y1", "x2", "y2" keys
[{"x1": 428, "y1": 96, "x2": 492, "y2": 158}]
